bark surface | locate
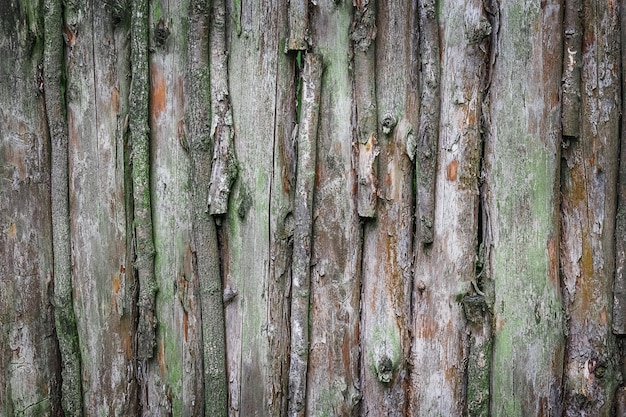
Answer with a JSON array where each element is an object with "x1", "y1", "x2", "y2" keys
[{"x1": 3, "y1": 1, "x2": 626, "y2": 416}]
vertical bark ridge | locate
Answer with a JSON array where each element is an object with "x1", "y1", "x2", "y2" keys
[
  {"x1": 359, "y1": 2, "x2": 416, "y2": 415},
  {"x1": 43, "y1": 0, "x2": 83, "y2": 414},
  {"x1": 415, "y1": 0, "x2": 441, "y2": 244},
  {"x1": 223, "y1": 1, "x2": 291, "y2": 414},
  {"x1": 485, "y1": 0, "x2": 565, "y2": 414},
  {"x1": 351, "y1": 0, "x2": 379, "y2": 219},
  {"x1": 0, "y1": 2, "x2": 60, "y2": 414},
  {"x1": 287, "y1": 0, "x2": 309, "y2": 51},
  {"x1": 65, "y1": 1, "x2": 136, "y2": 412},
  {"x1": 561, "y1": 1, "x2": 621, "y2": 414},
  {"x1": 144, "y1": 0, "x2": 205, "y2": 413},
  {"x1": 410, "y1": 0, "x2": 491, "y2": 414},
  {"x1": 306, "y1": 1, "x2": 363, "y2": 415},
  {"x1": 561, "y1": 0, "x2": 582, "y2": 139},
  {"x1": 187, "y1": 0, "x2": 229, "y2": 415},
  {"x1": 287, "y1": 52, "x2": 322, "y2": 417},
  {"x1": 208, "y1": 0, "x2": 238, "y2": 216},
  {"x1": 130, "y1": 0, "x2": 156, "y2": 362}
]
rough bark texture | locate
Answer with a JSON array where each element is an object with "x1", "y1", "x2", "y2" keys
[
  {"x1": 561, "y1": 0, "x2": 582, "y2": 139},
  {"x1": 561, "y1": 1, "x2": 621, "y2": 414},
  {"x1": 352, "y1": 0, "x2": 379, "y2": 219},
  {"x1": 140, "y1": 0, "x2": 205, "y2": 414},
  {"x1": 43, "y1": 0, "x2": 83, "y2": 414},
  {"x1": 287, "y1": 52, "x2": 322, "y2": 417},
  {"x1": 208, "y1": 0, "x2": 238, "y2": 216},
  {"x1": 130, "y1": 0, "x2": 157, "y2": 365},
  {"x1": 186, "y1": 0, "x2": 229, "y2": 415},
  {"x1": 222, "y1": 1, "x2": 292, "y2": 415},
  {"x1": 0, "y1": 2, "x2": 61, "y2": 415},
  {"x1": 287, "y1": 0, "x2": 308, "y2": 51},
  {"x1": 485, "y1": 1, "x2": 565, "y2": 415},
  {"x1": 5, "y1": 1, "x2": 626, "y2": 415},
  {"x1": 65, "y1": 1, "x2": 137, "y2": 414},
  {"x1": 410, "y1": 0, "x2": 491, "y2": 415},
  {"x1": 304, "y1": 3, "x2": 364, "y2": 417},
  {"x1": 358, "y1": 2, "x2": 416, "y2": 415},
  {"x1": 415, "y1": 0, "x2": 441, "y2": 244},
  {"x1": 616, "y1": 0, "x2": 626, "y2": 336}
]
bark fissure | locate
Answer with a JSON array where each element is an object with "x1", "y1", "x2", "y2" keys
[
  {"x1": 287, "y1": 52, "x2": 322, "y2": 417},
  {"x1": 130, "y1": 0, "x2": 157, "y2": 361},
  {"x1": 416, "y1": 0, "x2": 441, "y2": 243},
  {"x1": 43, "y1": 0, "x2": 83, "y2": 414}
]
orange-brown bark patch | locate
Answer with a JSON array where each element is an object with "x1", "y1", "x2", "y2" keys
[
  {"x1": 150, "y1": 63, "x2": 166, "y2": 120},
  {"x1": 158, "y1": 337, "x2": 166, "y2": 377},
  {"x1": 446, "y1": 160, "x2": 458, "y2": 182},
  {"x1": 547, "y1": 235, "x2": 558, "y2": 288},
  {"x1": 8, "y1": 222, "x2": 16, "y2": 239},
  {"x1": 417, "y1": 314, "x2": 439, "y2": 339},
  {"x1": 111, "y1": 87, "x2": 119, "y2": 113}
]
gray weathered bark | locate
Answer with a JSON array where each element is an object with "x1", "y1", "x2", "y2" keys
[
  {"x1": 561, "y1": 1, "x2": 621, "y2": 414},
  {"x1": 485, "y1": 1, "x2": 565, "y2": 415},
  {"x1": 4, "y1": 1, "x2": 626, "y2": 416}
]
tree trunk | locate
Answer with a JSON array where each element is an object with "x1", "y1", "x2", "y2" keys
[
  {"x1": 0, "y1": 3, "x2": 61, "y2": 415},
  {"x1": 4, "y1": 1, "x2": 626, "y2": 416},
  {"x1": 485, "y1": 1, "x2": 566, "y2": 415}
]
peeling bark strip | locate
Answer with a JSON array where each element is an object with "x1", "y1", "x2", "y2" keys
[
  {"x1": 561, "y1": 0, "x2": 582, "y2": 138},
  {"x1": 287, "y1": 0, "x2": 308, "y2": 51},
  {"x1": 288, "y1": 53, "x2": 322, "y2": 417},
  {"x1": 186, "y1": 0, "x2": 228, "y2": 415},
  {"x1": 416, "y1": 0, "x2": 440, "y2": 243},
  {"x1": 208, "y1": 0, "x2": 238, "y2": 216},
  {"x1": 614, "y1": 0, "x2": 626, "y2": 336},
  {"x1": 351, "y1": 0, "x2": 379, "y2": 218},
  {"x1": 43, "y1": 0, "x2": 82, "y2": 414},
  {"x1": 561, "y1": 1, "x2": 621, "y2": 414},
  {"x1": 130, "y1": 0, "x2": 156, "y2": 360}
]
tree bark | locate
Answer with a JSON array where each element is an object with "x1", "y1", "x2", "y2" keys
[
  {"x1": 561, "y1": 1, "x2": 621, "y2": 414},
  {"x1": 359, "y1": 2, "x2": 417, "y2": 416},
  {"x1": 0, "y1": 3, "x2": 61, "y2": 415},
  {"x1": 44, "y1": 0, "x2": 83, "y2": 414},
  {"x1": 4, "y1": 1, "x2": 626, "y2": 415},
  {"x1": 186, "y1": 0, "x2": 229, "y2": 415},
  {"x1": 65, "y1": 1, "x2": 137, "y2": 414},
  {"x1": 410, "y1": 0, "x2": 491, "y2": 415},
  {"x1": 485, "y1": 1, "x2": 565, "y2": 415}
]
